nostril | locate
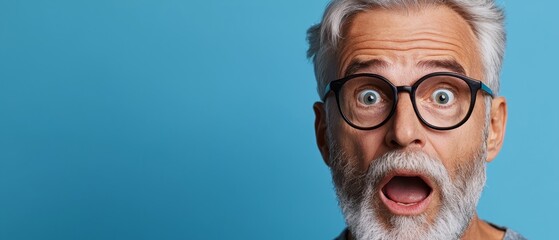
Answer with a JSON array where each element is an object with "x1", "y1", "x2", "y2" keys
[
  {"x1": 390, "y1": 139, "x2": 401, "y2": 148},
  {"x1": 388, "y1": 138, "x2": 422, "y2": 149}
]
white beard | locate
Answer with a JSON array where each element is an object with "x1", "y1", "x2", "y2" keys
[{"x1": 329, "y1": 147, "x2": 487, "y2": 240}]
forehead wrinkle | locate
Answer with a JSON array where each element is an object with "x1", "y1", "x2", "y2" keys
[
  {"x1": 338, "y1": 45, "x2": 466, "y2": 78},
  {"x1": 347, "y1": 27, "x2": 466, "y2": 42},
  {"x1": 341, "y1": 35, "x2": 465, "y2": 54},
  {"x1": 339, "y1": 34, "x2": 470, "y2": 66}
]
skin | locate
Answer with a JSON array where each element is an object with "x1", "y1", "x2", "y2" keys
[{"x1": 313, "y1": 5, "x2": 508, "y2": 240}]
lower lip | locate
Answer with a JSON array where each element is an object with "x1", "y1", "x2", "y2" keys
[{"x1": 379, "y1": 189, "x2": 433, "y2": 216}]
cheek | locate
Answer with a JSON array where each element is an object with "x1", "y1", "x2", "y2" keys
[
  {"x1": 328, "y1": 114, "x2": 388, "y2": 170},
  {"x1": 428, "y1": 133, "x2": 476, "y2": 176},
  {"x1": 427, "y1": 107, "x2": 486, "y2": 178}
]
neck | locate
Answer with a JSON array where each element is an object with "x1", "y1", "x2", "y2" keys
[{"x1": 459, "y1": 214, "x2": 505, "y2": 240}]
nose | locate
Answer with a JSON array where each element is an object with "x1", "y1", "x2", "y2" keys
[{"x1": 384, "y1": 91, "x2": 426, "y2": 149}]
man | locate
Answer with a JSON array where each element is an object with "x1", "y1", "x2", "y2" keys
[{"x1": 306, "y1": 0, "x2": 525, "y2": 239}]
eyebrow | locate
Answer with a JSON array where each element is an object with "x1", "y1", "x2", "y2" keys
[
  {"x1": 417, "y1": 59, "x2": 466, "y2": 75},
  {"x1": 343, "y1": 59, "x2": 389, "y2": 77},
  {"x1": 342, "y1": 58, "x2": 467, "y2": 77}
]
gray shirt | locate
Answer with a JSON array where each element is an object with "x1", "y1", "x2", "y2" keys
[{"x1": 335, "y1": 223, "x2": 526, "y2": 240}]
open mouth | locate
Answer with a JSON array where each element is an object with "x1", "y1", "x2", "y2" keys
[{"x1": 379, "y1": 173, "x2": 434, "y2": 215}]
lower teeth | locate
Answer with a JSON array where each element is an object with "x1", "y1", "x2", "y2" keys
[{"x1": 396, "y1": 202, "x2": 417, "y2": 206}]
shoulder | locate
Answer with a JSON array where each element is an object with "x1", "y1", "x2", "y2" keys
[
  {"x1": 503, "y1": 228, "x2": 527, "y2": 240},
  {"x1": 488, "y1": 222, "x2": 527, "y2": 240}
]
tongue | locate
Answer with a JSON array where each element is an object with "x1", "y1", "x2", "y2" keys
[{"x1": 383, "y1": 176, "x2": 430, "y2": 204}]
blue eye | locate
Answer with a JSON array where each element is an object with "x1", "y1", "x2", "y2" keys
[
  {"x1": 432, "y1": 89, "x2": 454, "y2": 105},
  {"x1": 358, "y1": 90, "x2": 381, "y2": 105}
]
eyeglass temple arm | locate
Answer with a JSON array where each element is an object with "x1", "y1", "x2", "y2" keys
[
  {"x1": 481, "y1": 82, "x2": 495, "y2": 98},
  {"x1": 321, "y1": 83, "x2": 331, "y2": 102}
]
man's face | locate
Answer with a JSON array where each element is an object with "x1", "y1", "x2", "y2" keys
[
  {"x1": 313, "y1": 5, "x2": 507, "y2": 240},
  {"x1": 332, "y1": 5, "x2": 486, "y2": 181}
]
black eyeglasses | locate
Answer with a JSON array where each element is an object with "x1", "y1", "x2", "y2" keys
[{"x1": 322, "y1": 72, "x2": 494, "y2": 130}]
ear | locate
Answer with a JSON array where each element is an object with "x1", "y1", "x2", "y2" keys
[
  {"x1": 486, "y1": 97, "x2": 507, "y2": 162},
  {"x1": 313, "y1": 102, "x2": 331, "y2": 166}
]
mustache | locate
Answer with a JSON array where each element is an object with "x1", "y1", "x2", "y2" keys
[
  {"x1": 330, "y1": 149, "x2": 453, "y2": 204},
  {"x1": 366, "y1": 150, "x2": 450, "y2": 192}
]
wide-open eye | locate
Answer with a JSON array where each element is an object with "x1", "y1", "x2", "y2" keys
[
  {"x1": 357, "y1": 89, "x2": 381, "y2": 106},
  {"x1": 431, "y1": 89, "x2": 455, "y2": 105}
]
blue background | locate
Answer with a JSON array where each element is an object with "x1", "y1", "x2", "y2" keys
[{"x1": 0, "y1": 0, "x2": 557, "y2": 239}]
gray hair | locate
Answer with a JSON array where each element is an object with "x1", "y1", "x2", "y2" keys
[{"x1": 306, "y1": 0, "x2": 506, "y2": 98}]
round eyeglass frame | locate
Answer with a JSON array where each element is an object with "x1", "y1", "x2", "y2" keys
[{"x1": 322, "y1": 72, "x2": 495, "y2": 131}]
